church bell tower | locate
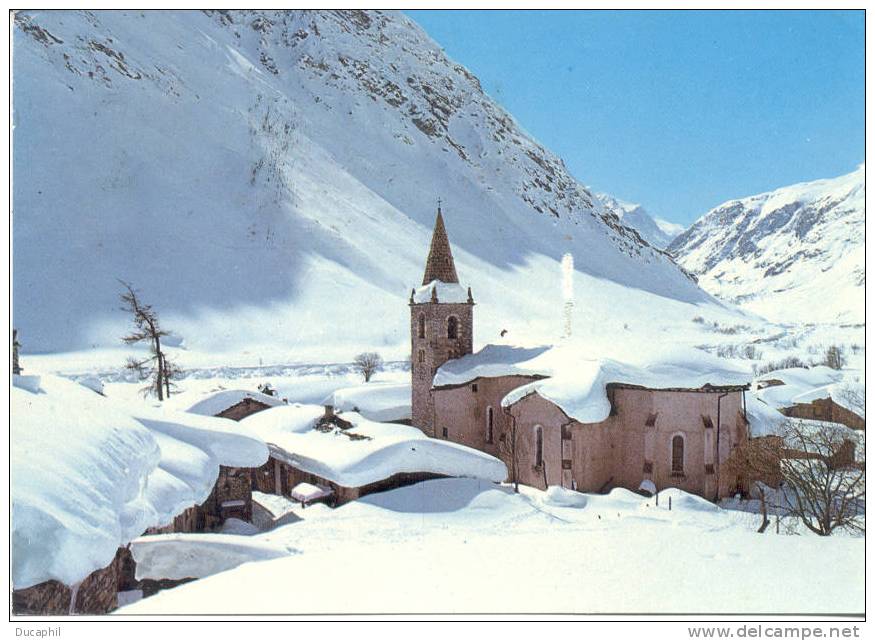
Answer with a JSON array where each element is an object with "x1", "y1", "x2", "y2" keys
[{"x1": 410, "y1": 204, "x2": 474, "y2": 436}]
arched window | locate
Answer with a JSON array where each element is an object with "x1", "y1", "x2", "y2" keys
[
  {"x1": 534, "y1": 425, "x2": 544, "y2": 467},
  {"x1": 671, "y1": 434, "x2": 685, "y2": 474},
  {"x1": 417, "y1": 349, "x2": 425, "y2": 364},
  {"x1": 447, "y1": 316, "x2": 459, "y2": 339},
  {"x1": 417, "y1": 314, "x2": 426, "y2": 339},
  {"x1": 486, "y1": 406, "x2": 494, "y2": 444}
]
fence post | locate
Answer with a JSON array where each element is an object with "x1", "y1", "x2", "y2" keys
[{"x1": 669, "y1": 496, "x2": 672, "y2": 511}]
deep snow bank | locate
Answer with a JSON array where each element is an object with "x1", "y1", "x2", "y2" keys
[{"x1": 11, "y1": 375, "x2": 268, "y2": 589}]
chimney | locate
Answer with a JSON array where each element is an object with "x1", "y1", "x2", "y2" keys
[{"x1": 323, "y1": 404, "x2": 335, "y2": 420}]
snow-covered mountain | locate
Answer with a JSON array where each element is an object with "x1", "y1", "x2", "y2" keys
[
  {"x1": 595, "y1": 193, "x2": 684, "y2": 249},
  {"x1": 13, "y1": 10, "x2": 719, "y2": 358},
  {"x1": 668, "y1": 166, "x2": 864, "y2": 324}
]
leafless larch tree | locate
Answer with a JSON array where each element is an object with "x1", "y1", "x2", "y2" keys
[{"x1": 119, "y1": 280, "x2": 180, "y2": 400}]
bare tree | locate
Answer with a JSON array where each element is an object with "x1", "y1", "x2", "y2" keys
[
  {"x1": 724, "y1": 436, "x2": 783, "y2": 533},
  {"x1": 119, "y1": 280, "x2": 179, "y2": 400},
  {"x1": 498, "y1": 410, "x2": 520, "y2": 493},
  {"x1": 353, "y1": 352, "x2": 383, "y2": 383},
  {"x1": 777, "y1": 420, "x2": 864, "y2": 536},
  {"x1": 727, "y1": 420, "x2": 864, "y2": 536}
]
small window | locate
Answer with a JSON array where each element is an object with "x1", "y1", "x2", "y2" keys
[
  {"x1": 447, "y1": 316, "x2": 459, "y2": 339},
  {"x1": 671, "y1": 434, "x2": 685, "y2": 474},
  {"x1": 702, "y1": 415, "x2": 714, "y2": 429},
  {"x1": 417, "y1": 349, "x2": 425, "y2": 364},
  {"x1": 704, "y1": 463, "x2": 715, "y2": 475},
  {"x1": 486, "y1": 406, "x2": 494, "y2": 443},
  {"x1": 471, "y1": 383, "x2": 478, "y2": 393},
  {"x1": 441, "y1": 427, "x2": 448, "y2": 439},
  {"x1": 417, "y1": 314, "x2": 426, "y2": 339},
  {"x1": 534, "y1": 425, "x2": 544, "y2": 467},
  {"x1": 645, "y1": 413, "x2": 658, "y2": 427},
  {"x1": 643, "y1": 460, "x2": 653, "y2": 474}
]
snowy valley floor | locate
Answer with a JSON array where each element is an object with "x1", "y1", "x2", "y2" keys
[{"x1": 118, "y1": 479, "x2": 864, "y2": 616}]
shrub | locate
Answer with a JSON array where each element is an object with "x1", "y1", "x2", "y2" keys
[
  {"x1": 824, "y1": 345, "x2": 845, "y2": 370},
  {"x1": 754, "y1": 356, "x2": 806, "y2": 376},
  {"x1": 743, "y1": 344, "x2": 763, "y2": 360}
]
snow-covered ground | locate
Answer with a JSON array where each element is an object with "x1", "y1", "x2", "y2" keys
[{"x1": 118, "y1": 478, "x2": 864, "y2": 615}]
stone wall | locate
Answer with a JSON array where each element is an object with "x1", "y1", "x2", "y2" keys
[
  {"x1": 505, "y1": 386, "x2": 750, "y2": 499},
  {"x1": 432, "y1": 374, "x2": 544, "y2": 467},
  {"x1": 781, "y1": 397, "x2": 865, "y2": 431},
  {"x1": 12, "y1": 547, "x2": 127, "y2": 615},
  {"x1": 410, "y1": 300, "x2": 474, "y2": 436}
]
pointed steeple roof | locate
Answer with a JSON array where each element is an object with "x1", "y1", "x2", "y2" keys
[{"x1": 421, "y1": 205, "x2": 459, "y2": 285}]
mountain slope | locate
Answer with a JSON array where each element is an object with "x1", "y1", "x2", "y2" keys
[
  {"x1": 668, "y1": 166, "x2": 864, "y2": 324},
  {"x1": 13, "y1": 10, "x2": 719, "y2": 358},
  {"x1": 595, "y1": 193, "x2": 683, "y2": 249}
]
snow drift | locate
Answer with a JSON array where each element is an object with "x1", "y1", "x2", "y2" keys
[{"x1": 11, "y1": 374, "x2": 268, "y2": 590}]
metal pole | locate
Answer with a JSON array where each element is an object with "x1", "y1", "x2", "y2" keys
[{"x1": 715, "y1": 392, "x2": 729, "y2": 502}]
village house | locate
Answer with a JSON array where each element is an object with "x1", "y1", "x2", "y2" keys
[
  {"x1": 241, "y1": 402, "x2": 506, "y2": 507},
  {"x1": 187, "y1": 389, "x2": 287, "y2": 527},
  {"x1": 411, "y1": 208, "x2": 755, "y2": 499},
  {"x1": 142, "y1": 388, "x2": 286, "y2": 535},
  {"x1": 779, "y1": 395, "x2": 865, "y2": 431},
  {"x1": 755, "y1": 368, "x2": 865, "y2": 432}
]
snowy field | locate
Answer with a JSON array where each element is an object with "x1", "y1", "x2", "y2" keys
[
  {"x1": 118, "y1": 479, "x2": 864, "y2": 615},
  {"x1": 22, "y1": 315, "x2": 863, "y2": 412}
]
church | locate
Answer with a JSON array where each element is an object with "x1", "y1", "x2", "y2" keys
[{"x1": 410, "y1": 207, "x2": 754, "y2": 500}]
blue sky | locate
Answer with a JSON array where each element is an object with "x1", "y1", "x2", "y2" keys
[{"x1": 407, "y1": 10, "x2": 864, "y2": 226}]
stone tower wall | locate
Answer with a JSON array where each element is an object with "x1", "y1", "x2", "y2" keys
[{"x1": 410, "y1": 301, "x2": 473, "y2": 436}]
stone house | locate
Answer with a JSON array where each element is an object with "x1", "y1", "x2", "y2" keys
[
  {"x1": 242, "y1": 402, "x2": 506, "y2": 507},
  {"x1": 412, "y1": 207, "x2": 753, "y2": 500},
  {"x1": 252, "y1": 451, "x2": 444, "y2": 506},
  {"x1": 145, "y1": 389, "x2": 283, "y2": 534},
  {"x1": 780, "y1": 396, "x2": 865, "y2": 431},
  {"x1": 190, "y1": 390, "x2": 285, "y2": 528}
]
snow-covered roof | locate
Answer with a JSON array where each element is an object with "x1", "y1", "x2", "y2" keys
[
  {"x1": 433, "y1": 344, "x2": 551, "y2": 387},
  {"x1": 499, "y1": 342, "x2": 752, "y2": 424},
  {"x1": 412, "y1": 279, "x2": 470, "y2": 304},
  {"x1": 186, "y1": 388, "x2": 286, "y2": 416},
  {"x1": 744, "y1": 396, "x2": 789, "y2": 438},
  {"x1": 322, "y1": 382, "x2": 411, "y2": 422},
  {"x1": 11, "y1": 374, "x2": 268, "y2": 590},
  {"x1": 251, "y1": 491, "x2": 298, "y2": 519},
  {"x1": 290, "y1": 482, "x2": 333, "y2": 503},
  {"x1": 240, "y1": 404, "x2": 507, "y2": 488},
  {"x1": 754, "y1": 366, "x2": 846, "y2": 410},
  {"x1": 130, "y1": 533, "x2": 293, "y2": 582}
]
